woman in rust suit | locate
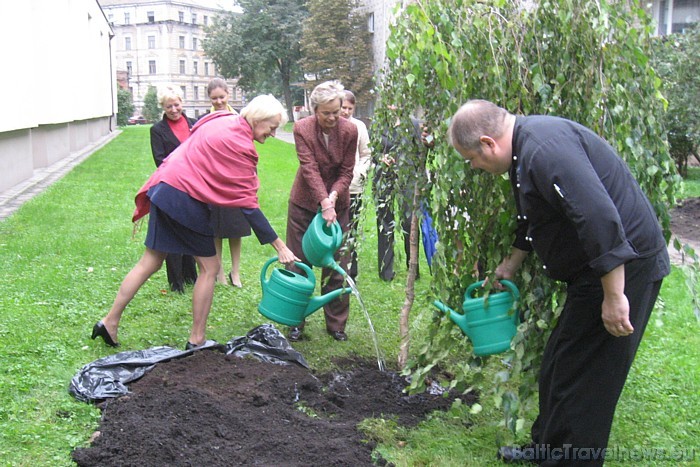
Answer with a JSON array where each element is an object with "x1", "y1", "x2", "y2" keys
[{"x1": 286, "y1": 81, "x2": 358, "y2": 342}]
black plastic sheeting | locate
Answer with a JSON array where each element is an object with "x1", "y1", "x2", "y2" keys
[{"x1": 69, "y1": 324, "x2": 308, "y2": 403}]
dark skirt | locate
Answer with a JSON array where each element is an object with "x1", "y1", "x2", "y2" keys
[
  {"x1": 144, "y1": 183, "x2": 216, "y2": 257},
  {"x1": 210, "y1": 206, "x2": 252, "y2": 238}
]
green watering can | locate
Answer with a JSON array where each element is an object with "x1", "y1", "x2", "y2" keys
[
  {"x1": 258, "y1": 257, "x2": 352, "y2": 326},
  {"x1": 433, "y1": 280, "x2": 520, "y2": 356},
  {"x1": 302, "y1": 211, "x2": 346, "y2": 276}
]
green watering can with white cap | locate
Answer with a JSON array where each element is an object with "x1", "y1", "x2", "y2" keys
[
  {"x1": 258, "y1": 257, "x2": 352, "y2": 327},
  {"x1": 302, "y1": 211, "x2": 347, "y2": 276},
  {"x1": 433, "y1": 280, "x2": 520, "y2": 356}
]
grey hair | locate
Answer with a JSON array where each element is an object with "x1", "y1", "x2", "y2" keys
[
  {"x1": 309, "y1": 80, "x2": 345, "y2": 112},
  {"x1": 448, "y1": 99, "x2": 509, "y2": 151},
  {"x1": 157, "y1": 84, "x2": 183, "y2": 107},
  {"x1": 240, "y1": 94, "x2": 289, "y2": 127}
]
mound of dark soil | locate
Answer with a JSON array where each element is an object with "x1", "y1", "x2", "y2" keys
[
  {"x1": 671, "y1": 197, "x2": 700, "y2": 242},
  {"x1": 72, "y1": 350, "x2": 473, "y2": 466}
]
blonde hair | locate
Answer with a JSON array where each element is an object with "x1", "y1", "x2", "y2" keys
[
  {"x1": 309, "y1": 80, "x2": 345, "y2": 112},
  {"x1": 240, "y1": 94, "x2": 289, "y2": 127},
  {"x1": 157, "y1": 85, "x2": 183, "y2": 108}
]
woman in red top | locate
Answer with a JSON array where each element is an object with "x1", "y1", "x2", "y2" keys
[{"x1": 92, "y1": 95, "x2": 299, "y2": 350}]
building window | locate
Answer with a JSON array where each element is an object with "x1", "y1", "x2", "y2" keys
[
  {"x1": 192, "y1": 13, "x2": 197, "y2": 24},
  {"x1": 204, "y1": 15, "x2": 209, "y2": 26},
  {"x1": 149, "y1": 60, "x2": 156, "y2": 74},
  {"x1": 204, "y1": 62, "x2": 209, "y2": 76},
  {"x1": 192, "y1": 37, "x2": 198, "y2": 50},
  {"x1": 181, "y1": 86, "x2": 187, "y2": 99},
  {"x1": 124, "y1": 12, "x2": 130, "y2": 24},
  {"x1": 179, "y1": 36, "x2": 185, "y2": 48},
  {"x1": 193, "y1": 61, "x2": 198, "y2": 75},
  {"x1": 147, "y1": 11, "x2": 155, "y2": 22},
  {"x1": 179, "y1": 11, "x2": 184, "y2": 22},
  {"x1": 194, "y1": 86, "x2": 199, "y2": 100},
  {"x1": 180, "y1": 60, "x2": 186, "y2": 74},
  {"x1": 658, "y1": 0, "x2": 700, "y2": 34},
  {"x1": 125, "y1": 37, "x2": 131, "y2": 50},
  {"x1": 148, "y1": 36, "x2": 155, "y2": 49},
  {"x1": 368, "y1": 13, "x2": 375, "y2": 33},
  {"x1": 126, "y1": 61, "x2": 132, "y2": 77}
]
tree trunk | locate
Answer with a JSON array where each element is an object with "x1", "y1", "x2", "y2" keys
[
  {"x1": 398, "y1": 184, "x2": 421, "y2": 370},
  {"x1": 278, "y1": 59, "x2": 295, "y2": 123}
]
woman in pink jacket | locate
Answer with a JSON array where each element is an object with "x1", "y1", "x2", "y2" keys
[{"x1": 91, "y1": 95, "x2": 298, "y2": 350}]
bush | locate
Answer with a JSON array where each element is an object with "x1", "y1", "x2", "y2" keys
[
  {"x1": 652, "y1": 23, "x2": 700, "y2": 176},
  {"x1": 116, "y1": 88, "x2": 134, "y2": 127}
]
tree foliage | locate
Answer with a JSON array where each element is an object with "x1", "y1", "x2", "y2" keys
[
  {"x1": 117, "y1": 88, "x2": 134, "y2": 127},
  {"x1": 651, "y1": 23, "x2": 700, "y2": 176},
  {"x1": 300, "y1": 0, "x2": 374, "y2": 104},
  {"x1": 203, "y1": 0, "x2": 308, "y2": 121},
  {"x1": 374, "y1": 0, "x2": 682, "y2": 438},
  {"x1": 142, "y1": 86, "x2": 160, "y2": 123}
]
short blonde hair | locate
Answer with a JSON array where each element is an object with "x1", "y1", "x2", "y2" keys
[
  {"x1": 240, "y1": 94, "x2": 289, "y2": 127},
  {"x1": 309, "y1": 80, "x2": 345, "y2": 112},
  {"x1": 157, "y1": 85, "x2": 183, "y2": 108}
]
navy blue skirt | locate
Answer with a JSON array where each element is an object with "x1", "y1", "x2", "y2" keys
[{"x1": 144, "y1": 183, "x2": 216, "y2": 257}]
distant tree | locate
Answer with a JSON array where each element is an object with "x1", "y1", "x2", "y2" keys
[
  {"x1": 117, "y1": 88, "x2": 134, "y2": 127},
  {"x1": 203, "y1": 0, "x2": 308, "y2": 121},
  {"x1": 142, "y1": 86, "x2": 160, "y2": 123},
  {"x1": 652, "y1": 23, "x2": 700, "y2": 176},
  {"x1": 300, "y1": 0, "x2": 374, "y2": 105}
]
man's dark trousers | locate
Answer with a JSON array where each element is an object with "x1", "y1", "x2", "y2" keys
[{"x1": 531, "y1": 254, "x2": 665, "y2": 466}]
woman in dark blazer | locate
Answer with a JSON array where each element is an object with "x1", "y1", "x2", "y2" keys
[{"x1": 149, "y1": 85, "x2": 198, "y2": 293}]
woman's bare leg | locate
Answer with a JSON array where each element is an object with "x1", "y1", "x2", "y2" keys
[
  {"x1": 214, "y1": 237, "x2": 227, "y2": 284},
  {"x1": 189, "y1": 254, "x2": 220, "y2": 345},
  {"x1": 229, "y1": 237, "x2": 243, "y2": 287},
  {"x1": 101, "y1": 248, "x2": 167, "y2": 341}
]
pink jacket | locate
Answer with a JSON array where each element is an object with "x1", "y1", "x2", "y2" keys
[{"x1": 133, "y1": 112, "x2": 260, "y2": 222}]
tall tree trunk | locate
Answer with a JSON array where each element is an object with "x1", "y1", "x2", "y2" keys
[
  {"x1": 278, "y1": 59, "x2": 295, "y2": 123},
  {"x1": 398, "y1": 184, "x2": 421, "y2": 370}
]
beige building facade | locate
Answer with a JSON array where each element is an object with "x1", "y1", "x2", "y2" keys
[{"x1": 100, "y1": 0, "x2": 243, "y2": 119}]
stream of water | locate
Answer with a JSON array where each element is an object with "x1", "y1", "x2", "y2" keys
[{"x1": 344, "y1": 275, "x2": 387, "y2": 372}]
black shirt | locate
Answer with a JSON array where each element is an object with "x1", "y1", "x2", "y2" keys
[{"x1": 510, "y1": 116, "x2": 668, "y2": 282}]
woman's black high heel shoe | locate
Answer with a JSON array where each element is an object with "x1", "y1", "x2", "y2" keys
[{"x1": 91, "y1": 321, "x2": 119, "y2": 347}]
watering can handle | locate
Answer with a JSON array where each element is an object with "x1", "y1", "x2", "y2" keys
[
  {"x1": 465, "y1": 279, "x2": 520, "y2": 301},
  {"x1": 260, "y1": 257, "x2": 278, "y2": 285},
  {"x1": 260, "y1": 256, "x2": 316, "y2": 285}
]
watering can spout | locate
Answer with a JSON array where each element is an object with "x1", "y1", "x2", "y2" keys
[
  {"x1": 305, "y1": 287, "x2": 352, "y2": 318},
  {"x1": 432, "y1": 300, "x2": 468, "y2": 330}
]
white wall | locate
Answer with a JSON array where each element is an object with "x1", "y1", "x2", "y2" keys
[{"x1": 0, "y1": 0, "x2": 116, "y2": 194}]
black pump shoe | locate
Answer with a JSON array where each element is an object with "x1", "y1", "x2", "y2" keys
[{"x1": 91, "y1": 321, "x2": 119, "y2": 347}]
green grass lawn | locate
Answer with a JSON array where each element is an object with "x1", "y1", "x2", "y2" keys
[{"x1": 0, "y1": 126, "x2": 697, "y2": 465}]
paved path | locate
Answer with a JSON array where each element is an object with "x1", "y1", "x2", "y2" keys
[{"x1": 275, "y1": 128, "x2": 294, "y2": 144}]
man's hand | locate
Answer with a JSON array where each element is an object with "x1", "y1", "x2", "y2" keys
[
  {"x1": 491, "y1": 248, "x2": 529, "y2": 288},
  {"x1": 601, "y1": 292, "x2": 633, "y2": 337},
  {"x1": 600, "y1": 265, "x2": 634, "y2": 337}
]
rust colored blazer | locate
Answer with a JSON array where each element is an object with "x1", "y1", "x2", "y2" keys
[{"x1": 289, "y1": 115, "x2": 358, "y2": 212}]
